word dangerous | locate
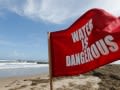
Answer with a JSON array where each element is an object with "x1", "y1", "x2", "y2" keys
[{"x1": 66, "y1": 19, "x2": 119, "y2": 67}]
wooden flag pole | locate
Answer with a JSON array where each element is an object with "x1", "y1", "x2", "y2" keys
[{"x1": 48, "y1": 32, "x2": 53, "y2": 90}]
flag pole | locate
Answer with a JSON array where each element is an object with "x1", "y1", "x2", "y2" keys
[{"x1": 48, "y1": 32, "x2": 53, "y2": 90}]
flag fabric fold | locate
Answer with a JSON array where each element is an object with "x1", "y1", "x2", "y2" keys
[{"x1": 49, "y1": 8, "x2": 120, "y2": 77}]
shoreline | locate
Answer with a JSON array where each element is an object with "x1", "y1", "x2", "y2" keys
[
  {"x1": 0, "y1": 72, "x2": 48, "y2": 80},
  {"x1": 0, "y1": 66, "x2": 48, "y2": 78},
  {"x1": 0, "y1": 64, "x2": 120, "y2": 90}
]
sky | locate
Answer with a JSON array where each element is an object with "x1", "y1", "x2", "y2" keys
[{"x1": 0, "y1": 0, "x2": 120, "y2": 61}]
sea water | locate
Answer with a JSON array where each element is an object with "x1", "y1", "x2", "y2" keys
[
  {"x1": 0, "y1": 60, "x2": 119, "y2": 78},
  {"x1": 0, "y1": 60, "x2": 49, "y2": 78}
]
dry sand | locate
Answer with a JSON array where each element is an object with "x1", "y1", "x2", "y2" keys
[
  {"x1": 85, "y1": 64, "x2": 120, "y2": 90},
  {"x1": 0, "y1": 64, "x2": 120, "y2": 90},
  {"x1": 0, "y1": 74, "x2": 100, "y2": 90}
]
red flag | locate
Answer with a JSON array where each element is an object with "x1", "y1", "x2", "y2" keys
[{"x1": 49, "y1": 8, "x2": 120, "y2": 77}]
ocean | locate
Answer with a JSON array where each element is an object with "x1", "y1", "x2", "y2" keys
[
  {"x1": 0, "y1": 60, "x2": 49, "y2": 78},
  {"x1": 0, "y1": 60, "x2": 119, "y2": 78}
]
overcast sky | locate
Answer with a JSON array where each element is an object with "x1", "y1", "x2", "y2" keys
[{"x1": 0, "y1": 0, "x2": 120, "y2": 62}]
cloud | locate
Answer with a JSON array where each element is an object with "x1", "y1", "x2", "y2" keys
[{"x1": 0, "y1": 0, "x2": 120, "y2": 23}]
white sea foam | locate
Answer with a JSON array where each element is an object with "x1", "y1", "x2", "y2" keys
[{"x1": 0, "y1": 60, "x2": 48, "y2": 69}]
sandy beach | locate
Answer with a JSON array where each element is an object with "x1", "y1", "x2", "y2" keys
[{"x1": 0, "y1": 64, "x2": 120, "y2": 90}]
